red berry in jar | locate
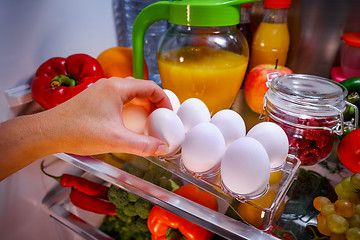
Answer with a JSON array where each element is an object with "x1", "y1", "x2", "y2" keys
[
  {"x1": 261, "y1": 73, "x2": 352, "y2": 166},
  {"x1": 270, "y1": 117, "x2": 334, "y2": 166}
]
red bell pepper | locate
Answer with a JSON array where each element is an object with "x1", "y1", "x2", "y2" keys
[
  {"x1": 337, "y1": 128, "x2": 360, "y2": 173},
  {"x1": 147, "y1": 184, "x2": 218, "y2": 240},
  {"x1": 31, "y1": 53, "x2": 104, "y2": 109}
]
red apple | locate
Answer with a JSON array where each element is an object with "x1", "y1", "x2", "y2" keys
[{"x1": 244, "y1": 64, "x2": 293, "y2": 114}]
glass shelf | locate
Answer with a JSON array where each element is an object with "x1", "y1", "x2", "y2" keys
[{"x1": 50, "y1": 151, "x2": 298, "y2": 240}]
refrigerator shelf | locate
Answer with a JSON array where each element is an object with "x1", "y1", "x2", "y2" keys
[{"x1": 50, "y1": 152, "x2": 298, "y2": 239}]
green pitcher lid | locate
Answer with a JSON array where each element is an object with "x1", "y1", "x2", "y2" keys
[{"x1": 164, "y1": 0, "x2": 258, "y2": 27}]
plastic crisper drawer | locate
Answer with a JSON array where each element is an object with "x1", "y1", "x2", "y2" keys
[{"x1": 48, "y1": 151, "x2": 300, "y2": 240}]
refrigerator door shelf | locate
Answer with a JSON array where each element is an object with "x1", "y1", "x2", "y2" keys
[
  {"x1": 51, "y1": 152, "x2": 298, "y2": 239},
  {"x1": 42, "y1": 182, "x2": 113, "y2": 240},
  {"x1": 4, "y1": 84, "x2": 33, "y2": 107}
]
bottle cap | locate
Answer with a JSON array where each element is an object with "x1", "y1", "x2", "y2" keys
[
  {"x1": 242, "y1": 3, "x2": 252, "y2": 7},
  {"x1": 264, "y1": 0, "x2": 291, "y2": 9},
  {"x1": 341, "y1": 32, "x2": 360, "y2": 47}
]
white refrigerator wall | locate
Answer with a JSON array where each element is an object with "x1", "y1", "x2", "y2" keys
[{"x1": 0, "y1": 1, "x2": 117, "y2": 239}]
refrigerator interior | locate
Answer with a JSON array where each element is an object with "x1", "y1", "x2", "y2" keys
[{"x1": 1, "y1": 0, "x2": 360, "y2": 239}]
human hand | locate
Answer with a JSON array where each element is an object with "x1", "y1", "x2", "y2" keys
[{"x1": 40, "y1": 77, "x2": 172, "y2": 157}]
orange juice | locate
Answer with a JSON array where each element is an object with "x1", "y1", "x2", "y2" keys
[
  {"x1": 249, "y1": 22, "x2": 290, "y2": 70},
  {"x1": 158, "y1": 46, "x2": 248, "y2": 114}
]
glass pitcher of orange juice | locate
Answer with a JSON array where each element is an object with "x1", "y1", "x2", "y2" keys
[{"x1": 132, "y1": 0, "x2": 255, "y2": 114}]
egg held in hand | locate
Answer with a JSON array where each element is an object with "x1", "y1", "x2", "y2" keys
[
  {"x1": 221, "y1": 137, "x2": 271, "y2": 196},
  {"x1": 181, "y1": 122, "x2": 226, "y2": 174},
  {"x1": 122, "y1": 102, "x2": 149, "y2": 134},
  {"x1": 247, "y1": 122, "x2": 289, "y2": 170},
  {"x1": 177, "y1": 98, "x2": 211, "y2": 133},
  {"x1": 210, "y1": 109, "x2": 246, "y2": 147},
  {"x1": 147, "y1": 108, "x2": 185, "y2": 156}
]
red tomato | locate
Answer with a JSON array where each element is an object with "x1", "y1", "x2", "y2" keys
[{"x1": 337, "y1": 129, "x2": 360, "y2": 173}]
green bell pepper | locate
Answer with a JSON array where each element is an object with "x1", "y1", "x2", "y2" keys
[{"x1": 340, "y1": 76, "x2": 360, "y2": 126}]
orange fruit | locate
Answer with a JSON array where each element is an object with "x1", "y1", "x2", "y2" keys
[{"x1": 96, "y1": 46, "x2": 149, "y2": 79}]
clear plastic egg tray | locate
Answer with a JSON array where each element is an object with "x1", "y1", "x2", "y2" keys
[{"x1": 146, "y1": 154, "x2": 301, "y2": 230}]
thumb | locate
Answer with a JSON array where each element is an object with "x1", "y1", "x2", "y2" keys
[{"x1": 116, "y1": 129, "x2": 169, "y2": 157}]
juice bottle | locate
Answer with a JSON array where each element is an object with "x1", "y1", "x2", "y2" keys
[
  {"x1": 158, "y1": 46, "x2": 248, "y2": 114},
  {"x1": 249, "y1": 0, "x2": 291, "y2": 70}
]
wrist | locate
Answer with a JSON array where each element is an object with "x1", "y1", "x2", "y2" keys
[
  {"x1": 8, "y1": 113, "x2": 58, "y2": 157},
  {"x1": 0, "y1": 113, "x2": 59, "y2": 181}
]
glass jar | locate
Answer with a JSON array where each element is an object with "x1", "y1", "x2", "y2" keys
[{"x1": 260, "y1": 73, "x2": 358, "y2": 166}]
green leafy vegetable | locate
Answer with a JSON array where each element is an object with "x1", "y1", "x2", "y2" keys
[{"x1": 99, "y1": 156, "x2": 180, "y2": 240}]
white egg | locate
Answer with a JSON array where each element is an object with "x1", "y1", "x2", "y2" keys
[
  {"x1": 147, "y1": 108, "x2": 185, "y2": 156},
  {"x1": 210, "y1": 109, "x2": 246, "y2": 146},
  {"x1": 163, "y1": 89, "x2": 181, "y2": 113},
  {"x1": 177, "y1": 98, "x2": 211, "y2": 133},
  {"x1": 221, "y1": 137, "x2": 270, "y2": 196},
  {"x1": 182, "y1": 122, "x2": 226, "y2": 174},
  {"x1": 246, "y1": 122, "x2": 289, "y2": 170},
  {"x1": 122, "y1": 103, "x2": 149, "y2": 134}
]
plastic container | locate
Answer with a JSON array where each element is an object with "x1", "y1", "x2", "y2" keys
[
  {"x1": 340, "y1": 32, "x2": 360, "y2": 78},
  {"x1": 112, "y1": 0, "x2": 169, "y2": 85},
  {"x1": 330, "y1": 66, "x2": 347, "y2": 83},
  {"x1": 260, "y1": 73, "x2": 358, "y2": 166}
]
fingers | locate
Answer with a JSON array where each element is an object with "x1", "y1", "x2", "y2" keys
[
  {"x1": 110, "y1": 77, "x2": 172, "y2": 110},
  {"x1": 130, "y1": 97, "x2": 156, "y2": 113},
  {"x1": 114, "y1": 127, "x2": 169, "y2": 157},
  {"x1": 59, "y1": 77, "x2": 173, "y2": 157}
]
